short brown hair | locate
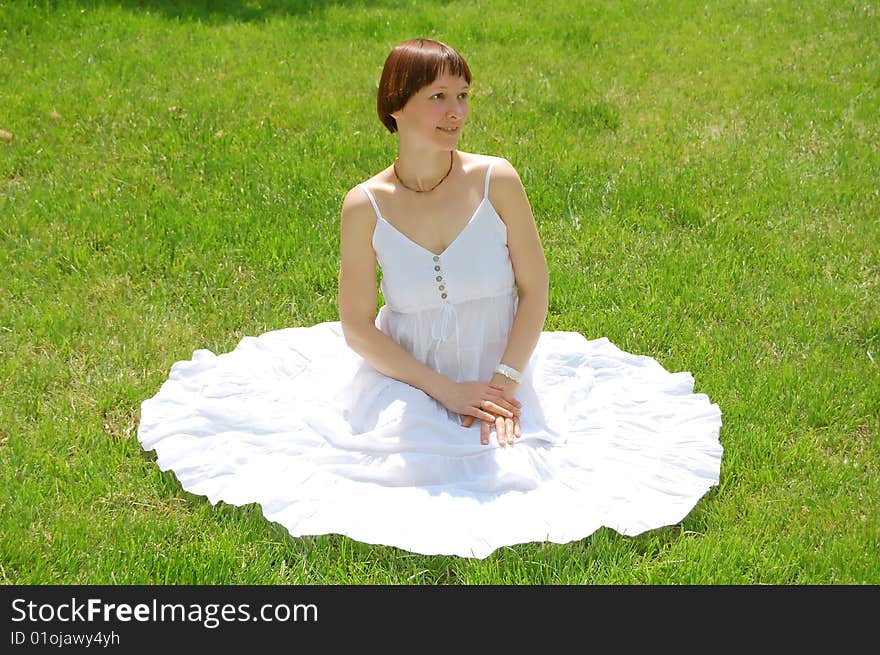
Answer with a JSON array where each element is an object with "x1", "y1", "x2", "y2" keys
[{"x1": 377, "y1": 38, "x2": 472, "y2": 134}]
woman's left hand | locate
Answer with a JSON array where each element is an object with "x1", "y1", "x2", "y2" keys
[{"x1": 461, "y1": 373, "x2": 522, "y2": 446}]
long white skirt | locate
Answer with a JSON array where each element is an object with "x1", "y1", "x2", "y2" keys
[{"x1": 137, "y1": 322, "x2": 723, "y2": 559}]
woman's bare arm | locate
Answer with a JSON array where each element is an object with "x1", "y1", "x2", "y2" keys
[
  {"x1": 338, "y1": 187, "x2": 448, "y2": 396},
  {"x1": 461, "y1": 158, "x2": 549, "y2": 444},
  {"x1": 490, "y1": 158, "x2": 550, "y2": 377}
]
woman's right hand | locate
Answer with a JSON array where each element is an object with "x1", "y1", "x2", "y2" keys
[{"x1": 437, "y1": 381, "x2": 521, "y2": 425}]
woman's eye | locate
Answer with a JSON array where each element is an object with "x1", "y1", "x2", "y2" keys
[
  {"x1": 432, "y1": 93, "x2": 444, "y2": 100},
  {"x1": 459, "y1": 93, "x2": 469, "y2": 99}
]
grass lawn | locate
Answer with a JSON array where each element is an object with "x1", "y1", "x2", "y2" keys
[{"x1": 1, "y1": 0, "x2": 878, "y2": 583}]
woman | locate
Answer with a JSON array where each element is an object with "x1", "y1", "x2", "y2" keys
[
  {"x1": 138, "y1": 39, "x2": 723, "y2": 559},
  {"x1": 339, "y1": 38, "x2": 547, "y2": 448}
]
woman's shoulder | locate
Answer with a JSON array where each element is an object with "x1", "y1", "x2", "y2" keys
[
  {"x1": 458, "y1": 150, "x2": 508, "y2": 169},
  {"x1": 343, "y1": 167, "x2": 394, "y2": 208},
  {"x1": 458, "y1": 151, "x2": 520, "y2": 182},
  {"x1": 341, "y1": 185, "x2": 371, "y2": 216},
  {"x1": 340, "y1": 175, "x2": 387, "y2": 230}
]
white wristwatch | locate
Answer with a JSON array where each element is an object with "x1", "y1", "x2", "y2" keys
[{"x1": 494, "y1": 363, "x2": 522, "y2": 384}]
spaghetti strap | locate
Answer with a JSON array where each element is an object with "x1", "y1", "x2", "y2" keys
[
  {"x1": 358, "y1": 185, "x2": 383, "y2": 221},
  {"x1": 483, "y1": 161, "x2": 496, "y2": 199}
]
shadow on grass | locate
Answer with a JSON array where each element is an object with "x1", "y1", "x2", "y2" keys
[{"x1": 82, "y1": 0, "x2": 393, "y2": 24}]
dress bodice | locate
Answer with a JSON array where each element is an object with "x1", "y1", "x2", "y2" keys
[
  {"x1": 357, "y1": 160, "x2": 518, "y2": 384},
  {"x1": 359, "y1": 160, "x2": 516, "y2": 315}
]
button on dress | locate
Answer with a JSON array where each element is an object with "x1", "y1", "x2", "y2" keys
[{"x1": 137, "y1": 158, "x2": 723, "y2": 559}]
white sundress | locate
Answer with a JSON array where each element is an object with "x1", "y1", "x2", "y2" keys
[{"x1": 137, "y1": 159, "x2": 724, "y2": 559}]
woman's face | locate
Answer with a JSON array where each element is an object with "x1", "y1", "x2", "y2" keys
[{"x1": 392, "y1": 71, "x2": 470, "y2": 149}]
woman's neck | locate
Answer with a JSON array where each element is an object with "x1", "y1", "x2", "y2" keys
[{"x1": 394, "y1": 144, "x2": 456, "y2": 192}]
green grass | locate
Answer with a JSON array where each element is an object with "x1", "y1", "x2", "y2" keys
[{"x1": 1, "y1": 0, "x2": 878, "y2": 584}]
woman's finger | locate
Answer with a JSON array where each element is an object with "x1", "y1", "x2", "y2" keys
[
  {"x1": 480, "y1": 392, "x2": 518, "y2": 413},
  {"x1": 461, "y1": 415, "x2": 474, "y2": 428},
  {"x1": 505, "y1": 417, "x2": 515, "y2": 445},
  {"x1": 480, "y1": 400, "x2": 513, "y2": 418},
  {"x1": 483, "y1": 392, "x2": 520, "y2": 416},
  {"x1": 480, "y1": 419, "x2": 491, "y2": 445},
  {"x1": 494, "y1": 397, "x2": 521, "y2": 415},
  {"x1": 474, "y1": 408, "x2": 498, "y2": 422},
  {"x1": 514, "y1": 417, "x2": 522, "y2": 438},
  {"x1": 495, "y1": 415, "x2": 506, "y2": 446}
]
